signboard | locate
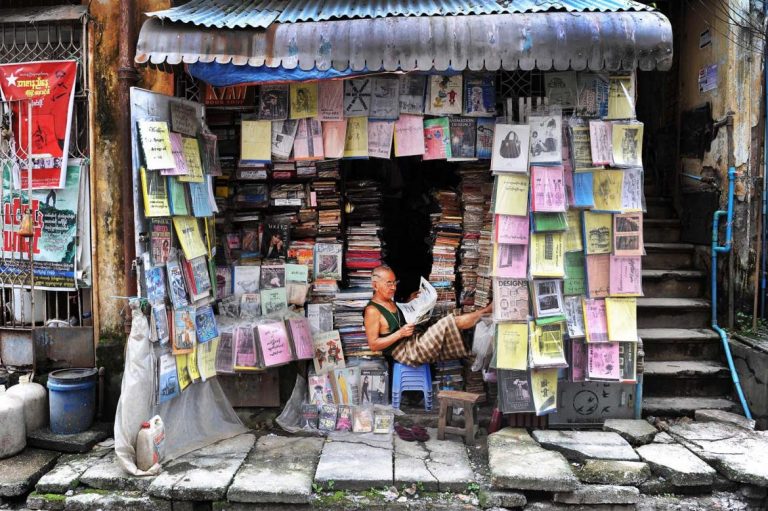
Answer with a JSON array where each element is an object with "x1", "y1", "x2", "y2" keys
[
  {"x1": 548, "y1": 381, "x2": 636, "y2": 427},
  {"x1": 0, "y1": 60, "x2": 77, "y2": 189}
]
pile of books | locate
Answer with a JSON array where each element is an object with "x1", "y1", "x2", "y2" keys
[
  {"x1": 463, "y1": 360, "x2": 486, "y2": 402},
  {"x1": 333, "y1": 288, "x2": 378, "y2": 358},
  {"x1": 474, "y1": 206, "x2": 494, "y2": 309},
  {"x1": 428, "y1": 190, "x2": 462, "y2": 316},
  {"x1": 344, "y1": 179, "x2": 384, "y2": 289},
  {"x1": 432, "y1": 359, "x2": 464, "y2": 392},
  {"x1": 313, "y1": 161, "x2": 342, "y2": 241},
  {"x1": 458, "y1": 165, "x2": 494, "y2": 312}
]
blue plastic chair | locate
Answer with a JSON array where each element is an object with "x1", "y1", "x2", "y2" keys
[{"x1": 391, "y1": 362, "x2": 433, "y2": 411}]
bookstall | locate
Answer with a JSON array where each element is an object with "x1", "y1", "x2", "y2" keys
[{"x1": 130, "y1": 67, "x2": 648, "y2": 435}]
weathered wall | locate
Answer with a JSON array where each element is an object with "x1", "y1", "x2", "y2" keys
[{"x1": 677, "y1": 0, "x2": 765, "y2": 314}]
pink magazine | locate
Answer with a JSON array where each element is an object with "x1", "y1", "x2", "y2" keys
[
  {"x1": 531, "y1": 165, "x2": 566, "y2": 212},
  {"x1": 287, "y1": 317, "x2": 314, "y2": 360},
  {"x1": 587, "y1": 342, "x2": 620, "y2": 380},
  {"x1": 256, "y1": 321, "x2": 295, "y2": 367},
  {"x1": 495, "y1": 243, "x2": 528, "y2": 279},
  {"x1": 495, "y1": 214, "x2": 529, "y2": 245},
  {"x1": 582, "y1": 298, "x2": 609, "y2": 343}
]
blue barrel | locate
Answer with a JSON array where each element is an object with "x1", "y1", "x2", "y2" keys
[{"x1": 47, "y1": 368, "x2": 97, "y2": 434}]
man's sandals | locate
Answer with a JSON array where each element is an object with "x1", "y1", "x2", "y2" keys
[{"x1": 394, "y1": 424, "x2": 430, "y2": 442}]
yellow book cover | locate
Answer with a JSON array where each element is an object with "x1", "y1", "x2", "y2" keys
[
  {"x1": 495, "y1": 322, "x2": 528, "y2": 370},
  {"x1": 605, "y1": 297, "x2": 638, "y2": 342},
  {"x1": 240, "y1": 119, "x2": 272, "y2": 163},
  {"x1": 176, "y1": 352, "x2": 191, "y2": 391},
  {"x1": 592, "y1": 169, "x2": 624, "y2": 212},
  {"x1": 177, "y1": 137, "x2": 205, "y2": 183},
  {"x1": 197, "y1": 337, "x2": 219, "y2": 382},
  {"x1": 605, "y1": 75, "x2": 635, "y2": 120},
  {"x1": 611, "y1": 122, "x2": 644, "y2": 168},
  {"x1": 531, "y1": 367, "x2": 558, "y2": 416},
  {"x1": 564, "y1": 209, "x2": 583, "y2": 252},
  {"x1": 343, "y1": 117, "x2": 369, "y2": 158},
  {"x1": 289, "y1": 82, "x2": 319, "y2": 119},
  {"x1": 187, "y1": 343, "x2": 201, "y2": 382},
  {"x1": 138, "y1": 120, "x2": 175, "y2": 170},
  {"x1": 140, "y1": 166, "x2": 171, "y2": 217},
  {"x1": 530, "y1": 232, "x2": 565, "y2": 277},
  {"x1": 583, "y1": 211, "x2": 613, "y2": 255},
  {"x1": 172, "y1": 216, "x2": 207, "y2": 260},
  {"x1": 493, "y1": 174, "x2": 529, "y2": 216}
]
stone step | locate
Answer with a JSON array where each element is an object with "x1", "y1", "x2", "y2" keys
[
  {"x1": 644, "y1": 219, "x2": 681, "y2": 243},
  {"x1": 645, "y1": 197, "x2": 675, "y2": 219},
  {"x1": 637, "y1": 298, "x2": 710, "y2": 328},
  {"x1": 642, "y1": 396, "x2": 737, "y2": 418},
  {"x1": 643, "y1": 243, "x2": 696, "y2": 271},
  {"x1": 642, "y1": 361, "x2": 731, "y2": 397},
  {"x1": 641, "y1": 269, "x2": 706, "y2": 298},
  {"x1": 639, "y1": 328, "x2": 722, "y2": 361}
]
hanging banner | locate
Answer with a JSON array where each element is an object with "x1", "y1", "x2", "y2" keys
[
  {"x1": 0, "y1": 60, "x2": 78, "y2": 190},
  {"x1": 1, "y1": 159, "x2": 83, "y2": 290}
]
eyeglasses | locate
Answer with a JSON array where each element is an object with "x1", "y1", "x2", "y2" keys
[{"x1": 381, "y1": 280, "x2": 399, "y2": 288}]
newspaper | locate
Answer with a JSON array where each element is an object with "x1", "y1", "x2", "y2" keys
[{"x1": 397, "y1": 277, "x2": 437, "y2": 325}]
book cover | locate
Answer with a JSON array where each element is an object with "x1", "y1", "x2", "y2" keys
[
  {"x1": 493, "y1": 173, "x2": 529, "y2": 216},
  {"x1": 167, "y1": 176, "x2": 190, "y2": 216},
  {"x1": 314, "y1": 243, "x2": 343, "y2": 280},
  {"x1": 240, "y1": 293, "x2": 262, "y2": 318},
  {"x1": 423, "y1": 117, "x2": 452, "y2": 160},
  {"x1": 195, "y1": 304, "x2": 219, "y2": 344},
  {"x1": 307, "y1": 303, "x2": 334, "y2": 334},
  {"x1": 398, "y1": 75, "x2": 426, "y2": 114},
  {"x1": 586, "y1": 254, "x2": 610, "y2": 298},
  {"x1": 374, "y1": 411, "x2": 393, "y2": 434},
  {"x1": 529, "y1": 232, "x2": 565, "y2": 278},
  {"x1": 308, "y1": 372, "x2": 334, "y2": 406},
  {"x1": 493, "y1": 278, "x2": 529, "y2": 322},
  {"x1": 261, "y1": 288, "x2": 287, "y2": 316},
  {"x1": 176, "y1": 349, "x2": 192, "y2": 391},
  {"x1": 240, "y1": 118, "x2": 272, "y2": 163},
  {"x1": 260, "y1": 263, "x2": 286, "y2": 290},
  {"x1": 619, "y1": 341, "x2": 638, "y2": 383},
  {"x1": 150, "y1": 218, "x2": 173, "y2": 266},
  {"x1": 312, "y1": 330, "x2": 345, "y2": 375},
  {"x1": 393, "y1": 114, "x2": 425, "y2": 157},
  {"x1": 145, "y1": 265, "x2": 166, "y2": 305},
  {"x1": 476, "y1": 118, "x2": 495, "y2": 159},
  {"x1": 621, "y1": 167, "x2": 644, "y2": 212},
  {"x1": 588, "y1": 120, "x2": 613, "y2": 165},
  {"x1": 196, "y1": 337, "x2": 219, "y2": 382},
  {"x1": 531, "y1": 367, "x2": 558, "y2": 415},
  {"x1": 449, "y1": 117, "x2": 477, "y2": 160},
  {"x1": 545, "y1": 71, "x2": 577, "y2": 107},
  {"x1": 287, "y1": 317, "x2": 314, "y2": 360},
  {"x1": 532, "y1": 279, "x2": 564, "y2": 318},
  {"x1": 497, "y1": 369, "x2": 534, "y2": 413},
  {"x1": 495, "y1": 214, "x2": 528, "y2": 245},
  {"x1": 256, "y1": 321, "x2": 295, "y2": 367},
  {"x1": 332, "y1": 366, "x2": 360, "y2": 405},
  {"x1": 271, "y1": 119, "x2": 299, "y2": 160},
  {"x1": 570, "y1": 125, "x2": 593, "y2": 169},
  {"x1": 301, "y1": 404, "x2": 320, "y2": 429},
  {"x1": 215, "y1": 331, "x2": 235, "y2": 374},
  {"x1": 343, "y1": 117, "x2": 369, "y2": 158},
  {"x1": 344, "y1": 78, "x2": 372, "y2": 117},
  {"x1": 592, "y1": 169, "x2": 624, "y2": 212},
  {"x1": 606, "y1": 75, "x2": 635, "y2": 120},
  {"x1": 336, "y1": 405, "x2": 353, "y2": 431},
  {"x1": 177, "y1": 136, "x2": 205, "y2": 183},
  {"x1": 564, "y1": 209, "x2": 583, "y2": 252},
  {"x1": 529, "y1": 114, "x2": 563, "y2": 165},
  {"x1": 564, "y1": 295, "x2": 586, "y2": 338},
  {"x1": 289, "y1": 82, "x2": 318, "y2": 119},
  {"x1": 152, "y1": 304, "x2": 170, "y2": 345},
  {"x1": 165, "y1": 132, "x2": 189, "y2": 176},
  {"x1": 368, "y1": 120, "x2": 394, "y2": 159},
  {"x1": 233, "y1": 324, "x2": 260, "y2": 371},
  {"x1": 232, "y1": 265, "x2": 261, "y2": 295},
  {"x1": 463, "y1": 73, "x2": 496, "y2": 117},
  {"x1": 495, "y1": 322, "x2": 528, "y2": 371},
  {"x1": 359, "y1": 366, "x2": 388, "y2": 405},
  {"x1": 531, "y1": 165, "x2": 566, "y2": 212},
  {"x1": 261, "y1": 220, "x2": 290, "y2": 259},
  {"x1": 369, "y1": 76, "x2": 400, "y2": 120},
  {"x1": 588, "y1": 341, "x2": 621, "y2": 380},
  {"x1": 321, "y1": 120, "x2": 347, "y2": 159},
  {"x1": 138, "y1": 120, "x2": 175, "y2": 171},
  {"x1": 172, "y1": 306, "x2": 196, "y2": 355},
  {"x1": 609, "y1": 255, "x2": 643, "y2": 296},
  {"x1": 427, "y1": 75, "x2": 462, "y2": 115},
  {"x1": 258, "y1": 84, "x2": 289, "y2": 120},
  {"x1": 582, "y1": 298, "x2": 609, "y2": 343},
  {"x1": 493, "y1": 243, "x2": 528, "y2": 279},
  {"x1": 614, "y1": 212, "x2": 643, "y2": 256},
  {"x1": 183, "y1": 255, "x2": 212, "y2": 302},
  {"x1": 293, "y1": 118, "x2": 324, "y2": 161},
  {"x1": 317, "y1": 80, "x2": 344, "y2": 121},
  {"x1": 318, "y1": 404, "x2": 338, "y2": 432},
  {"x1": 352, "y1": 406, "x2": 374, "y2": 433},
  {"x1": 570, "y1": 339, "x2": 587, "y2": 382},
  {"x1": 573, "y1": 171, "x2": 595, "y2": 208},
  {"x1": 491, "y1": 124, "x2": 530, "y2": 173},
  {"x1": 611, "y1": 123, "x2": 643, "y2": 167},
  {"x1": 172, "y1": 216, "x2": 207, "y2": 260},
  {"x1": 605, "y1": 297, "x2": 638, "y2": 343},
  {"x1": 564, "y1": 251, "x2": 586, "y2": 295},
  {"x1": 166, "y1": 258, "x2": 189, "y2": 309},
  {"x1": 140, "y1": 167, "x2": 171, "y2": 217},
  {"x1": 583, "y1": 211, "x2": 612, "y2": 255},
  {"x1": 157, "y1": 351, "x2": 180, "y2": 404}
]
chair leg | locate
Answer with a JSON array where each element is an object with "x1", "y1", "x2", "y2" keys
[{"x1": 464, "y1": 403, "x2": 476, "y2": 446}]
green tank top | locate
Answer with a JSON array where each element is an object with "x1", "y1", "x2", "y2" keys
[{"x1": 366, "y1": 300, "x2": 405, "y2": 334}]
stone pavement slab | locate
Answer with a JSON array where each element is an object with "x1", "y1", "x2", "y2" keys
[
  {"x1": 0, "y1": 448, "x2": 59, "y2": 497},
  {"x1": 531, "y1": 430, "x2": 639, "y2": 462},
  {"x1": 553, "y1": 484, "x2": 640, "y2": 505},
  {"x1": 36, "y1": 450, "x2": 110, "y2": 493},
  {"x1": 695, "y1": 409, "x2": 756, "y2": 430},
  {"x1": 636, "y1": 443, "x2": 715, "y2": 487},
  {"x1": 603, "y1": 419, "x2": 657, "y2": 446},
  {"x1": 394, "y1": 428, "x2": 474, "y2": 492},
  {"x1": 80, "y1": 453, "x2": 156, "y2": 492},
  {"x1": 27, "y1": 426, "x2": 110, "y2": 454},
  {"x1": 63, "y1": 491, "x2": 171, "y2": 511},
  {"x1": 147, "y1": 433, "x2": 255, "y2": 501},
  {"x1": 488, "y1": 428, "x2": 579, "y2": 492},
  {"x1": 577, "y1": 460, "x2": 651, "y2": 486},
  {"x1": 668, "y1": 421, "x2": 768, "y2": 486},
  {"x1": 227, "y1": 435, "x2": 324, "y2": 504},
  {"x1": 314, "y1": 433, "x2": 393, "y2": 491},
  {"x1": 652, "y1": 432, "x2": 675, "y2": 444},
  {"x1": 524, "y1": 502, "x2": 635, "y2": 511}
]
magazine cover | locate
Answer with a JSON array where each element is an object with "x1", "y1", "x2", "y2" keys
[
  {"x1": 359, "y1": 366, "x2": 388, "y2": 405},
  {"x1": 260, "y1": 263, "x2": 286, "y2": 289},
  {"x1": 449, "y1": 117, "x2": 477, "y2": 160},
  {"x1": 261, "y1": 220, "x2": 290, "y2": 259},
  {"x1": 145, "y1": 264, "x2": 166, "y2": 305},
  {"x1": 261, "y1": 288, "x2": 287, "y2": 315},
  {"x1": 423, "y1": 117, "x2": 452, "y2": 160},
  {"x1": 332, "y1": 366, "x2": 360, "y2": 405},
  {"x1": 151, "y1": 304, "x2": 170, "y2": 345},
  {"x1": 195, "y1": 304, "x2": 219, "y2": 344},
  {"x1": 318, "y1": 404, "x2": 338, "y2": 432},
  {"x1": 398, "y1": 75, "x2": 426, "y2": 114},
  {"x1": 476, "y1": 118, "x2": 495, "y2": 160},
  {"x1": 344, "y1": 78, "x2": 372, "y2": 117},
  {"x1": 314, "y1": 243, "x2": 343, "y2": 280},
  {"x1": 335, "y1": 404, "x2": 353, "y2": 431},
  {"x1": 287, "y1": 317, "x2": 314, "y2": 360},
  {"x1": 497, "y1": 369, "x2": 535, "y2": 413},
  {"x1": 166, "y1": 258, "x2": 189, "y2": 309},
  {"x1": 157, "y1": 351, "x2": 180, "y2": 404},
  {"x1": 369, "y1": 76, "x2": 400, "y2": 120},
  {"x1": 463, "y1": 74, "x2": 496, "y2": 117},
  {"x1": 239, "y1": 293, "x2": 261, "y2": 319},
  {"x1": 256, "y1": 321, "x2": 294, "y2": 367},
  {"x1": 428, "y1": 75, "x2": 462, "y2": 115},
  {"x1": 308, "y1": 372, "x2": 335, "y2": 406},
  {"x1": 233, "y1": 324, "x2": 260, "y2": 370},
  {"x1": 232, "y1": 265, "x2": 261, "y2": 295},
  {"x1": 312, "y1": 330, "x2": 345, "y2": 374},
  {"x1": 149, "y1": 218, "x2": 173, "y2": 266},
  {"x1": 172, "y1": 307, "x2": 196, "y2": 355},
  {"x1": 258, "y1": 84, "x2": 289, "y2": 120},
  {"x1": 374, "y1": 411, "x2": 393, "y2": 434}
]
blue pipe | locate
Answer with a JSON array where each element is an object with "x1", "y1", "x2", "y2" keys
[{"x1": 711, "y1": 166, "x2": 752, "y2": 419}]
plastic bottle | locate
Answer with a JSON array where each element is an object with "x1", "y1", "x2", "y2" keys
[{"x1": 136, "y1": 415, "x2": 164, "y2": 471}]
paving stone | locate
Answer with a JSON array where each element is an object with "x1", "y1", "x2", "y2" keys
[
  {"x1": 635, "y1": 443, "x2": 715, "y2": 487},
  {"x1": 652, "y1": 432, "x2": 675, "y2": 444},
  {"x1": 314, "y1": 435, "x2": 393, "y2": 491},
  {"x1": 553, "y1": 484, "x2": 640, "y2": 505},
  {"x1": 394, "y1": 428, "x2": 474, "y2": 492},
  {"x1": 695, "y1": 409, "x2": 755, "y2": 430},
  {"x1": 27, "y1": 492, "x2": 66, "y2": 510},
  {"x1": 637, "y1": 492, "x2": 758, "y2": 511},
  {"x1": 524, "y1": 502, "x2": 635, "y2": 511},
  {"x1": 79, "y1": 453, "x2": 156, "y2": 492},
  {"x1": 530, "y1": 430, "x2": 639, "y2": 462},
  {"x1": 36, "y1": 451, "x2": 110, "y2": 494},
  {"x1": 147, "y1": 433, "x2": 255, "y2": 501},
  {"x1": 27, "y1": 426, "x2": 110, "y2": 454},
  {"x1": 739, "y1": 483, "x2": 768, "y2": 500},
  {"x1": 602, "y1": 419, "x2": 657, "y2": 446},
  {"x1": 63, "y1": 492, "x2": 171, "y2": 511},
  {"x1": 227, "y1": 435, "x2": 324, "y2": 504},
  {"x1": 0, "y1": 448, "x2": 60, "y2": 497},
  {"x1": 488, "y1": 428, "x2": 579, "y2": 492},
  {"x1": 483, "y1": 490, "x2": 527, "y2": 508},
  {"x1": 668, "y1": 421, "x2": 768, "y2": 486},
  {"x1": 713, "y1": 474, "x2": 739, "y2": 492},
  {"x1": 577, "y1": 460, "x2": 651, "y2": 485}
]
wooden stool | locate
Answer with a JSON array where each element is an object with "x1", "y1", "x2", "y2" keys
[{"x1": 437, "y1": 390, "x2": 482, "y2": 446}]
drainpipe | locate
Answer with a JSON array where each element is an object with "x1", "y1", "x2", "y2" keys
[
  {"x1": 118, "y1": 0, "x2": 138, "y2": 307},
  {"x1": 712, "y1": 166, "x2": 752, "y2": 419},
  {"x1": 761, "y1": 0, "x2": 768, "y2": 319}
]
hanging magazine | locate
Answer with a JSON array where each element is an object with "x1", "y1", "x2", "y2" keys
[
  {"x1": 258, "y1": 84, "x2": 289, "y2": 120},
  {"x1": 289, "y1": 82, "x2": 318, "y2": 119},
  {"x1": 563, "y1": 295, "x2": 586, "y2": 338},
  {"x1": 530, "y1": 322, "x2": 568, "y2": 368},
  {"x1": 495, "y1": 214, "x2": 529, "y2": 245},
  {"x1": 583, "y1": 211, "x2": 612, "y2": 255},
  {"x1": 592, "y1": 169, "x2": 624, "y2": 212},
  {"x1": 423, "y1": 117, "x2": 452, "y2": 160},
  {"x1": 582, "y1": 298, "x2": 609, "y2": 343},
  {"x1": 586, "y1": 254, "x2": 610, "y2": 298},
  {"x1": 532, "y1": 279, "x2": 564, "y2": 318},
  {"x1": 157, "y1": 351, "x2": 180, "y2": 404},
  {"x1": 398, "y1": 74, "x2": 426, "y2": 114},
  {"x1": 344, "y1": 78, "x2": 372, "y2": 117},
  {"x1": 609, "y1": 255, "x2": 643, "y2": 296},
  {"x1": 449, "y1": 117, "x2": 477, "y2": 160},
  {"x1": 317, "y1": 81, "x2": 344, "y2": 121},
  {"x1": 497, "y1": 369, "x2": 535, "y2": 413},
  {"x1": 493, "y1": 278, "x2": 529, "y2": 322},
  {"x1": 312, "y1": 330, "x2": 345, "y2": 375},
  {"x1": 495, "y1": 322, "x2": 528, "y2": 371},
  {"x1": 493, "y1": 174, "x2": 529, "y2": 216},
  {"x1": 531, "y1": 367, "x2": 558, "y2": 415},
  {"x1": 529, "y1": 114, "x2": 562, "y2": 165},
  {"x1": 287, "y1": 317, "x2": 315, "y2": 360},
  {"x1": 233, "y1": 324, "x2": 260, "y2": 371},
  {"x1": 570, "y1": 339, "x2": 587, "y2": 382},
  {"x1": 531, "y1": 165, "x2": 566, "y2": 212},
  {"x1": 393, "y1": 115, "x2": 425, "y2": 157},
  {"x1": 271, "y1": 119, "x2": 299, "y2": 160},
  {"x1": 427, "y1": 75, "x2": 462, "y2": 115},
  {"x1": 588, "y1": 342, "x2": 621, "y2": 380},
  {"x1": 529, "y1": 232, "x2": 565, "y2": 278},
  {"x1": 491, "y1": 124, "x2": 530, "y2": 173},
  {"x1": 493, "y1": 243, "x2": 528, "y2": 279},
  {"x1": 369, "y1": 76, "x2": 400, "y2": 120},
  {"x1": 256, "y1": 321, "x2": 294, "y2": 367},
  {"x1": 138, "y1": 120, "x2": 175, "y2": 171},
  {"x1": 194, "y1": 305, "x2": 219, "y2": 344},
  {"x1": 463, "y1": 73, "x2": 496, "y2": 117},
  {"x1": 476, "y1": 118, "x2": 495, "y2": 159},
  {"x1": 614, "y1": 212, "x2": 643, "y2": 256},
  {"x1": 605, "y1": 297, "x2": 638, "y2": 343}
]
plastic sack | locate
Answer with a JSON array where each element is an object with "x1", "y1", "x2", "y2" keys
[{"x1": 471, "y1": 316, "x2": 494, "y2": 372}]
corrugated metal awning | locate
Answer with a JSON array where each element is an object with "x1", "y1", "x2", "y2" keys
[
  {"x1": 0, "y1": 5, "x2": 88, "y2": 24},
  {"x1": 136, "y1": 11, "x2": 673, "y2": 74}
]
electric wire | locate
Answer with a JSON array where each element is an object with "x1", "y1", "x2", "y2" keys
[
  {"x1": 694, "y1": 0, "x2": 765, "y2": 42},
  {"x1": 688, "y1": 0, "x2": 765, "y2": 54}
]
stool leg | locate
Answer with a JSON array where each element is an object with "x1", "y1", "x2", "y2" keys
[
  {"x1": 437, "y1": 401, "x2": 448, "y2": 440},
  {"x1": 464, "y1": 403, "x2": 476, "y2": 446}
]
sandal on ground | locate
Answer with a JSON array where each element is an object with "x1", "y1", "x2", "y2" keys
[
  {"x1": 411, "y1": 425, "x2": 430, "y2": 442},
  {"x1": 395, "y1": 424, "x2": 416, "y2": 442}
]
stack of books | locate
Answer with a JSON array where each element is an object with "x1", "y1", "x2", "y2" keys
[
  {"x1": 474, "y1": 203, "x2": 495, "y2": 309},
  {"x1": 313, "y1": 161, "x2": 342, "y2": 241},
  {"x1": 344, "y1": 180, "x2": 384, "y2": 289},
  {"x1": 333, "y1": 288, "x2": 379, "y2": 358},
  {"x1": 428, "y1": 189, "x2": 462, "y2": 316},
  {"x1": 458, "y1": 165, "x2": 494, "y2": 312},
  {"x1": 432, "y1": 359, "x2": 464, "y2": 393}
]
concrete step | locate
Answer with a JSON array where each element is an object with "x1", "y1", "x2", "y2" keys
[
  {"x1": 639, "y1": 328, "x2": 722, "y2": 361},
  {"x1": 637, "y1": 298, "x2": 710, "y2": 328},
  {"x1": 645, "y1": 197, "x2": 675, "y2": 219},
  {"x1": 642, "y1": 360, "x2": 730, "y2": 397},
  {"x1": 642, "y1": 396, "x2": 737, "y2": 418},
  {"x1": 644, "y1": 242, "x2": 695, "y2": 270},
  {"x1": 644, "y1": 219, "x2": 681, "y2": 243},
  {"x1": 641, "y1": 269, "x2": 706, "y2": 298}
]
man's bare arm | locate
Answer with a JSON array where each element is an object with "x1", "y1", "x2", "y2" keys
[{"x1": 364, "y1": 305, "x2": 413, "y2": 352}]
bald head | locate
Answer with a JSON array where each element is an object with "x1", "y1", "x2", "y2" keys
[
  {"x1": 371, "y1": 265, "x2": 397, "y2": 300},
  {"x1": 372, "y1": 265, "x2": 394, "y2": 281}
]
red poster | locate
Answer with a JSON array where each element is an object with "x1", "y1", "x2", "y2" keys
[{"x1": 0, "y1": 60, "x2": 77, "y2": 189}]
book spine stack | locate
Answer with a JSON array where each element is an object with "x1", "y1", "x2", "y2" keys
[
  {"x1": 428, "y1": 189, "x2": 463, "y2": 317},
  {"x1": 458, "y1": 165, "x2": 494, "y2": 312}
]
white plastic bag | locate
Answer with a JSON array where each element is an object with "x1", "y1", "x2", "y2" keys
[{"x1": 471, "y1": 317, "x2": 494, "y2": 372}]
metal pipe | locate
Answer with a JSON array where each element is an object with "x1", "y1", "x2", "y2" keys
[
  {"x1": 762, "y1": 0, "x2": 768, "y2": 318},
  {"x1": 712, "y1": 166, "x2": 752, "y2": 419},
  {"x1": 118, "y1": 0, "x2": 139, "y2": 304}
]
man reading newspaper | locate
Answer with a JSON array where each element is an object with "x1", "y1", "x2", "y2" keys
[{"x1": 364, "y1": 266, "x2": 492, "y2": 366}]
